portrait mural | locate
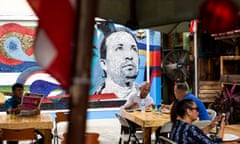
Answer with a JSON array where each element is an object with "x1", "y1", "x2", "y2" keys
[
  {"x1": 0, "y1": 21, "x2": 162, "y2": 110},
  {"x1": 90, "y1": 21, "x2": 162, "y2": 105}
]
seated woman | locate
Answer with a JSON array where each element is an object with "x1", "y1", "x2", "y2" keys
[{"x1": 170, "y1": 99, "x2": 225, "y2": 144}]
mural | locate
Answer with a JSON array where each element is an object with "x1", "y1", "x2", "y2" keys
[
  {"x1": 0, "y1": 21, "x2": 162, "y2": 109},
  {"x1": 90, "y1": 21, "x2": 162, "y2": 105},
  {"x1": 0, "y1": 23, "x2": 66, "y2": 110}
]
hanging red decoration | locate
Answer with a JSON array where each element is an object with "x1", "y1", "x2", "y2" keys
[{"x1": 199, "y1": 0, "x2": 239, "y2": 34}]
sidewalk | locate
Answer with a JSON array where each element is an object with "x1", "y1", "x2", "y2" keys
[
  {"x1": 87, "y1": 118, "x2": 120, "y2": 144},
  {"x1": 87, "y1": 118, "x2": 157, "y2": 144}
]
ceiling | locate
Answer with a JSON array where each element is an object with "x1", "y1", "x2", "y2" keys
[{"x1": 96, "y1": 0, "x2": 240, "y2": 33}]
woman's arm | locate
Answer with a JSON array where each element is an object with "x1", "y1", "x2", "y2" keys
[
  {"x1": 202, "y1": 116, "x2": 219, "y2": 134},
  {"x1": 190, "y1": 126, "x2": 222, "y2": 144}
]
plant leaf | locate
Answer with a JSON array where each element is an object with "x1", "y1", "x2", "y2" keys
[
  {"x1": 230, "y1": 83, "x2": 237, "y2": 96},
  {"x1": 225, "y1": 87, "x2": 231, "y2": 97}
]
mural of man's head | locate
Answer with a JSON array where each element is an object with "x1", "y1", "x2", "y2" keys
[{"x1": 100, "y1": 29, "x2": 139, "y2": 88}]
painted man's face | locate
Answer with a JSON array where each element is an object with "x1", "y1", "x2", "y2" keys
[{"x1": 103, "y1": 31, "x2": 139, "y2": 86}]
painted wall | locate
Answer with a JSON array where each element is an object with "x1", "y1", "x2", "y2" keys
[{"x1": 0, "y1": 21, "x2": 162, "y2": 110}]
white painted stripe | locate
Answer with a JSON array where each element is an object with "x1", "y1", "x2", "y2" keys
[
  {"x1": 0, "y1": 73, "x2": 20, "y2": 85},
  {"x1": 35, "y1": 29, "x2": 57, "y2": 68}
]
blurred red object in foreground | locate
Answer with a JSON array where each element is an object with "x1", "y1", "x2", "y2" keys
[{"x1": 199, "y1": 0, "x2": 239, "y2": 34}]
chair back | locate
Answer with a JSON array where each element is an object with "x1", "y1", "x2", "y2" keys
[
  {"x1": 61, "y1": 132, "x2": 100, "y2": 144},
  {"x1": 115, "y1": 113, "x2": 130, "y2": 128},
  {"x1": 157, "y1": 121, "x2": 173, "y2": 141},
  {"x1": 160, "y1": 121, "x2": 173, "y2": 134},
  {"x1": 192, "y1": 120, "x2": 211, "y2": 129},
  {"x1": 1, "y1": 128, "x2": 37, "y2": 141},
  {"x1": 56, "y1": 112, "x2": 68, "y2": 123},
  {"x1": 54, "y1": 112, "x2": 69, "y2": 144},
  {"x1": 115, "y1": 113, "x2": 143, "y2": 143},
  {"x1": 207, "y1": 109, "x2": 217, "y2": 120},
  {"x1": 159, "y1": 136, "x2": 176, "y2": 144},
  {"x1": 85, "y1": 132, "x2": 100, "y2": 144}
]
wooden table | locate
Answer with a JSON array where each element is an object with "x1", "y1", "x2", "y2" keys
[
  {"x1": 121, "y1": 110, "x2": 170, "y2": 144},
  {"x1": 0, "y1": 113, "x2": 53, "y2": 144},
  {"x1": 223, "y1": 124, "x2": 240, "y2": 144}
]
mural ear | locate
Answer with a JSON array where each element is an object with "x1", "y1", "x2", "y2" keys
[{"x1": 100, "y1": 59, "x2": 107, "y2": 71}]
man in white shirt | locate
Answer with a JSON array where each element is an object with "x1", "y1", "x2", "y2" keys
[{"x1": 122, "y1": 81, "x2": 154, "y2": 110}]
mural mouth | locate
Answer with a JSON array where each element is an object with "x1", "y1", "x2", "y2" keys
[{"x1": 122, "y1": 63, "x2": 136, "y2": 70}]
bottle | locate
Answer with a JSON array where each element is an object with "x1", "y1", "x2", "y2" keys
[{"x1": 140, "y1": 99, "x2": 145, "y2": 112}]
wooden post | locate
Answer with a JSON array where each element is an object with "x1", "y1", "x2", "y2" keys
[{"x1": 67, "y1": 0, "x2": 97, "y2": 144}]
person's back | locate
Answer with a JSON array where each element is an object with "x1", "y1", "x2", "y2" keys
[{"x1": 174, "y1": 82, "x2": 210, "y2": 120}]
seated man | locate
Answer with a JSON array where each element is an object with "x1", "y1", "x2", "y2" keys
[
  {"x1": 4, "y1": 83, "x2": 43, "y2": 144},
  {"x1": 121, "y1": 82, "x2": 155, "y2": 137},
  {"x1": 4, "y1": 83, "x2": 24, "y2": 115},
  {"x1": 122, "y1": 81, "x2": 154, "y2": 110},
  {"x1": 161, "y1": 81, "x2": 210, "y2": 120}
]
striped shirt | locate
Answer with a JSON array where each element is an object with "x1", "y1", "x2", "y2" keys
[{"x1": 170, "y1": 120, "x2": 222, "y2": 144}]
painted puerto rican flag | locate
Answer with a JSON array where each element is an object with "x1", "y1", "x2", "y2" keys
[{"x1": 27, "y1": 0, "x2": 75, "y2": 90}]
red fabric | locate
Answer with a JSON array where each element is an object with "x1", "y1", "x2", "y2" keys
[
  {"x1": 199, "y1": 0, "x2": 239, "y2": 34},
  {"x1": 189, "y1": 20, "x2": 198, "y2": 33},
  {"x1": 27, "y1": 0, "x2": 75, "y2": 89}
]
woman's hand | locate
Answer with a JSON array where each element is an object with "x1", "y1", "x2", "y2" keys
[
  {"x1": 202, "y1": 116, "x2": 221, "y2": 134},
  {"x1": 216, "y1": 116, "x2": 225, "y2": 139}
]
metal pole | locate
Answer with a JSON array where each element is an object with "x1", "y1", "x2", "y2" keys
[
  {"x1": 146, "y1": 29, "x2": 150, "y2": 82},
  {"x1": 194, "y1": 19, "x2": 198, "y2": 97}
]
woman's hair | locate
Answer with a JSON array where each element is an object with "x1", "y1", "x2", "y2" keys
[{"x1": 170, "y1": 99, "x2": 195, "y2": 124}]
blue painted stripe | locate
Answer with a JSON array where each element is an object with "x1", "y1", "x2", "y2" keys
[
  {"x1": 87, "y1": 108, "x2": 120, "y2": 119},
  {"x1": 42, "y1": 108, "x2": 121, "y2": 120}
]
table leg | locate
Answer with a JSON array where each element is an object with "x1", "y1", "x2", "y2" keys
[
  {"x1": 143, "y1": 127, "x2": 152, "y2": 144},
  {"x1": 38, "y1": 129, "x2": 52, "y2": 144}
]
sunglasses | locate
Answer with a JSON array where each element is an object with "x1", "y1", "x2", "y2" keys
[{"x1": 190, "y1": 107, "x2": 199, "y2": 112}]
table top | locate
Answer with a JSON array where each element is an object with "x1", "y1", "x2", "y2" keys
[
  {"x1": 223, "y1": 124, "x2": 240, "y2": 144},
  {"x1": 224, "y1": 124, "x2": 240, "y2": 135},
  {"x1": 0, "y1": 113, "x2": 53, "y2": 129},
  {"x1": 121, "y1": 110, "x2": 170, "y2": 128}
]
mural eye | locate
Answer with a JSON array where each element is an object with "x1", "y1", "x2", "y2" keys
[
  {"x1": 115, "y1": 46, "x2": 123, "y2": 51},
  {"x1": 132, "y1": 46, "x2": 137, "y2": 52}
]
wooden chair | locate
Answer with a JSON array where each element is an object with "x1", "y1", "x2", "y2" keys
[
  {"x1": 1, "y1": 128, "x2": 37, "y2": 143},
  {"x1": 54, "y1": 112, "x2": 69, "y2": 144},
  {"x1": 85, "y1": 132, "x2": 100, "y2": 144},
  {"x1": 61, "y1": 132, "x2": 100, "y2": 144}
]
